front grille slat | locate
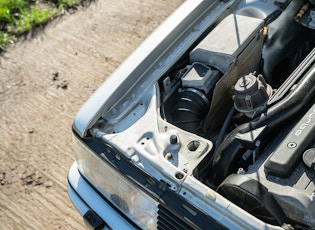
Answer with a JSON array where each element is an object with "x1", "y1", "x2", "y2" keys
[
  {"x1": 157, "y1": 221, "x2": 174, "y2": 230},
  {"x1": 157, "y1": 205, "x2": 194, "y2": 230},
  {"x1": 157, "y1": 213, "x2": 180, "y2": 230}
]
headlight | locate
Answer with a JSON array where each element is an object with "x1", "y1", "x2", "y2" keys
[{"x1": 73, "y1": 135, "x2": 158, "y2": 230}]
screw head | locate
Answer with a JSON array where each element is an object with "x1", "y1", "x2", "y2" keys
[{"x1": 237, "y1": 168, "x2": 246, "y2": 175}]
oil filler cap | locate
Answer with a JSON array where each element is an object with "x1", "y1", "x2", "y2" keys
[{"x1": 303, "y1": 148, "x2": 315, "y2": 172}]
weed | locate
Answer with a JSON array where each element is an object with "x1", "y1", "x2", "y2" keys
[
  {"x1": 0, "y1": 31, "x2": 15, "y2": 51},
  {"x1": 0, "y1": 0, "x2": 82, "y2": 52},
  {"x1": 58, "y1": 0, "x2": 80, "y2": 9},
  {"x1": 14, "y1": 7, "x2": 57, "y2": 34}
]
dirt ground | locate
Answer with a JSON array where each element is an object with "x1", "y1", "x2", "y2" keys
[{"x1": 0, "y1": 0, "x2": 183, "y2": 229}]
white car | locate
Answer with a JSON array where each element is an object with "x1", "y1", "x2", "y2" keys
[{"x1": 68, "y1": 0, "x2": 315, "y2": 229}]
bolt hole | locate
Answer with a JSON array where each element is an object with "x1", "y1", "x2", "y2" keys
[
  {"x1": 187, "y1": 140, "x2": 200, "y2": 151},
  {"x1": 287, "y1": 142, "x2": 297, "y2": 148}
]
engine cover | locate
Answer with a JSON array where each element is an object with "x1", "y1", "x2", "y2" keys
[{"x1": 243, "y1": 103, "x2": 315, "y2": 226}]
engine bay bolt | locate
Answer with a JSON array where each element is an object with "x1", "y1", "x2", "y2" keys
[
  {"x1": 170, "y1": 135, "x2": 178, "y2": 144},
  {"x1": 311, "y1": 192, "x2": 315, "y2": 202},
  {"x1": 175, "y1": 172, "x2": 184, "y2": 180},
  {"x1": 237, "y1": 168, "x2": 246, "y2": 175},
  {"x1": 165, "y1": 153, "x2": 173, "y2": 160}
]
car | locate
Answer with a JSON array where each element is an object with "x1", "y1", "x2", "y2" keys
[{"x1": 68, "y1": 0, "x2": 315, "y2": 229}]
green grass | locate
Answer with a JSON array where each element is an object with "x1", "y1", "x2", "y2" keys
[
  {"x1": 0, "y1": 0, "x2": 81, "y2": 52},
  {"x1": 58, "y1": 0, "x2": 80, "y2": 9},
  {"x1": 0, "y1": 31, "x2": 15, "y2": 50}
]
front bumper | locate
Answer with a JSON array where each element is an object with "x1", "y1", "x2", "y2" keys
[{"x1": 68, "y1": 161, "x2": 135, "y2": 230}]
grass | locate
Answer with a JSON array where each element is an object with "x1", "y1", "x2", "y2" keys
[{"x1": 0, "y1": 0, "x2": 81, "y2": 52}]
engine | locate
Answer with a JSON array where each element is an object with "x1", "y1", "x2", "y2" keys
[{"x1": 160, "y1": 0, "x2": 315, "y2": 228}]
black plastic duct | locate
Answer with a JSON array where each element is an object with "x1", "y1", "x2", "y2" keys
[{"x1": 172, "y1": 88, "x2": 209, "y2": 133}]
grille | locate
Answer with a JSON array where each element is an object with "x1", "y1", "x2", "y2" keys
[{"x1": 157, "y1": 205, "x2": 194, "y2": 230}]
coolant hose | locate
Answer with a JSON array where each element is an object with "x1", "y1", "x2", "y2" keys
[{"x1": 210, "y1": 64, "x2": 315, "y2": 187}]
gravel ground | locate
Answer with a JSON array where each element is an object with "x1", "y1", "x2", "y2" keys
[{"x1": 0, "y1": 0, "x2": 183, "y2": 228}]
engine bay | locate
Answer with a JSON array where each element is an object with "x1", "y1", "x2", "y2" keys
[
  {"x1": 89, "y1": 0, "x2": 315, "y2": 228},
  {"x1": 159, "y1": 0, "x2": 315, "y2": 228}
]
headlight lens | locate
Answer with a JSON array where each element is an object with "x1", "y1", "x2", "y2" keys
[{"x1": 73, "y1": 136, "x2": 158, "y2": 230}]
